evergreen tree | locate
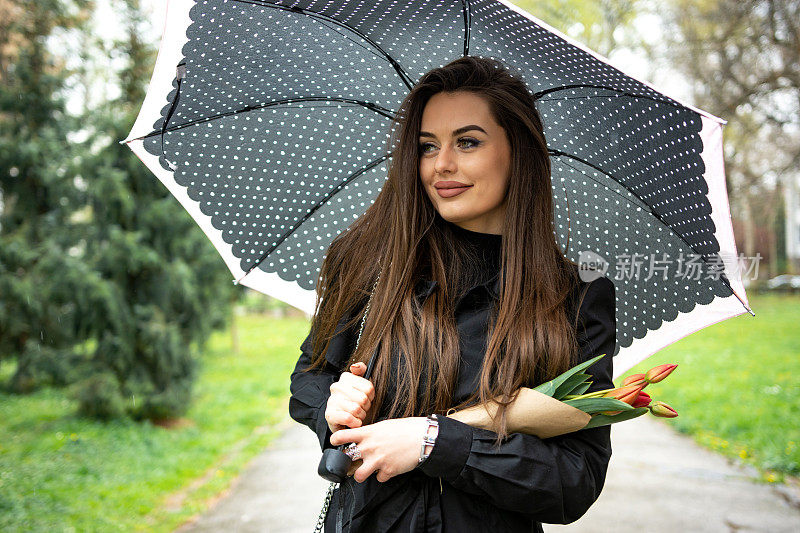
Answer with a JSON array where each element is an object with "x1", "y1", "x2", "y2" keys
[
  {"x1": 69, "y1": 0, "x2": 239, "y2": 420},
  {"x1": 1, "y1": 0, "x2": 240, "y2": 421},
  {"x1": 0, "y1": 0, "x2": 94, "y2": 390}
]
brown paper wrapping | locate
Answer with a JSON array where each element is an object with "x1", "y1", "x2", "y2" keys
[{"x1": 445, "y1": 387, "x2": 592, "y2": 439}]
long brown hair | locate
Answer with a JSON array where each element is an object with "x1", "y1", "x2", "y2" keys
[{"x1": 303, "y1": 56, "x2": 581, "y2": 446}]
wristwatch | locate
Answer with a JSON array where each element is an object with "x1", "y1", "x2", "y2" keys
[{"x1": 418, "y1": 414, "x2": 439, "y2": 464}]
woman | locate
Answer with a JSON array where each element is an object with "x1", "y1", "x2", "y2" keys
[{"x1": 289, "y1": 56, "x2": 616, "y2": 532}]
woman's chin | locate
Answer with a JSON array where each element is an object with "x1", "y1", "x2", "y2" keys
[{"x1": 436, "y1": 209, "x2": 475, "y2": 225}]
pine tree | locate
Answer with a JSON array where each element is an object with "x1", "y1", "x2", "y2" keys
[
  {"x1": 1, "y1": 0, "x2": 240, "y2": 421},
  {"x1": 68, "y1": 0, "x2": 239, "y2": 420},
  {"x1": 0, "y1": 0, "x2": 95, "y2": 390}
]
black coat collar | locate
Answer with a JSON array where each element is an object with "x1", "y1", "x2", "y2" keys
[
  {"x1": 413, "y1": 270, "x2": 502, "y2": 302},
  {"x1": 413, "y1": 263, "x2": 587, "y2": 305}
]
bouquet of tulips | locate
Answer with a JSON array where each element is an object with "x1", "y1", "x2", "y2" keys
[{"x1": 446, "y1": 354, "x2": 678, "y2": 439}]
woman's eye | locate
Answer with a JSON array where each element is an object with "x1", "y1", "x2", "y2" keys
[{"x1": 419, "y1": 138, "x2": 480, "y2": 154}]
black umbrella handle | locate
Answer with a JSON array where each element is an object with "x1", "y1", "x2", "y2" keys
[
  {"x1": 318, "y1": 271, "x2": 383, "y2": 483},
  {"x1": 317, "y1": 344, "x2": 379, "y2": 483}
]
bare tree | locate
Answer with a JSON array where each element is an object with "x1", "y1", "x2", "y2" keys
[
  {"x1": 647, "y1": 0, "x2": 800, "y2": 275},
  {"x1": 522, "y1": 0, "x2": 644, "y2": 58}
]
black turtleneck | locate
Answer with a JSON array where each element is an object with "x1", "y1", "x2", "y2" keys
[
  {"x1": 447, "y1": 222, "x2": 503, "y2": 296},
  {"x1": 449, "y1": 222, "x2": 503, "y2": 248}
]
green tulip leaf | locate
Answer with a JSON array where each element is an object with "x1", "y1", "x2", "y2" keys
[
  {"x1": 554, "y1": 373, "x2": 592, "y2": 400},
  {"x1": 533, "y1": 353, "x2": 606, "y2": 397},
  {"x1": 583, "y1": 407, "x2": 649, "y2": 429},
  {"x1": 534, "y1": 380, "x2": 557, "y2": 397},
  {"x1": 563, "y1": 397, "x2": 633, "y2": 414},
  {"x1": 566, "y1": 381, "x2": 593, "y2": 397}
]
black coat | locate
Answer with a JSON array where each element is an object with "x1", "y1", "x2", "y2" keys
[{"x1": 289, "y1": 262, "x2": 617, "y2": 532}]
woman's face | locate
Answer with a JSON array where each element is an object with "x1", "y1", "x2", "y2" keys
[{"x1": 418, "y1": 91, "x2": 511, "y2": 234}]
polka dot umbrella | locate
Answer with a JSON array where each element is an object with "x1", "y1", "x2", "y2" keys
[{"x1": 122, "y1": 0, "x2": 754, "y2": 378}]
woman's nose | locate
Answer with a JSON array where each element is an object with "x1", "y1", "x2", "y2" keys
[{"x1": 434, "y1": 144, "x2": 457, "y2": 174}]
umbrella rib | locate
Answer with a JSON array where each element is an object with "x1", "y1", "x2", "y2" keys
[
  {"x1": 533, "y1": 84, "x2": 686, "y2": 113},
  {"x1": 538, "y1": 94, "x2": 670, "y2": 103},
  {"x1": 126, "y1": 96, "x2": 397, "y2": 143},
  {"x1": 231, "y1": 0, "x2": 415, "y2": 90},
  {"x1": 235, "y1": 153, "x2": 392, "y2": 284},
  {"x1": 462, "y1": 0, "x2": 472, "y2": 56},
  {"x1": 549, "y1": 150, "x2": 753, "y2": 315},
  {"x1": 549, "y1": 150, "x2": 650, "y2": 211}
]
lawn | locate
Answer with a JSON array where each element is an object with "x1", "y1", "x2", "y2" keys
[
  {"x1": 0, "y1": 312, "x2": 311, "y2": 532},
  {"x1": 0, "y1": 292, "x2": 796, "y2": 531},
  {"x1": 617, "y1": 292, "x2": 799, "y2": 483}
]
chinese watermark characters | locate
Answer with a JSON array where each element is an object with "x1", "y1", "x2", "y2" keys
[{"x1": 577, "y1": 251, "x2": 761, "y2": 283}]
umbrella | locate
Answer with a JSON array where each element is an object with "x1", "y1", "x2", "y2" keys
[{"x1": 122, "y1": 0, "x2": 754, "y2": 378}]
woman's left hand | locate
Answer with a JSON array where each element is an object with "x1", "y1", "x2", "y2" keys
[{"x1": 330, "y1": 417, "x2": 428, "y2": 483}]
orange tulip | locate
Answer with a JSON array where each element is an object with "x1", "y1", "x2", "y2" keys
[
  {"x1": 645, "y1": 364, "x2": 678, "y2": 383},
  {"x1": 649, "y1": 400, "x2": 678, "y2": 418},
  {"x1": 603, "y1": 384, "x2": 644, "y2": 405},
  {"x1": 622, "y1": 373, "x2": 647, "y2": 388},
  {"x1": 600, "y1": 384, "x2": 644, "y2": 415}
]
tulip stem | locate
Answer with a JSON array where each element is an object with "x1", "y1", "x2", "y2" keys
[{"x1": 570, "y1": 388, "x2": 618, "y2": 399}]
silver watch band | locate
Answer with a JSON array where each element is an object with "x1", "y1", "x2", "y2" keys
[{"x1": 418, "y1": 414, "x2": 439, "y2": 463}]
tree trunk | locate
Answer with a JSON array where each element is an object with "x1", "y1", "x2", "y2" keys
[{"x1": 741, "y1": 197, "x2": 756, "y2": 260}]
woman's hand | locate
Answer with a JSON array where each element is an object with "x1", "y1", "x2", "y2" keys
[
  {"x1": 330, "y1": 417, "x2": 429, "y2": 483},
  {"x1": 325, "y1": 361, "x2": 375, "y2": 433}
]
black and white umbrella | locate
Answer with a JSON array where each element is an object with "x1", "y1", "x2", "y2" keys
[{"x1": 122, "y1": 0, "x2": 754, "y2": 378}]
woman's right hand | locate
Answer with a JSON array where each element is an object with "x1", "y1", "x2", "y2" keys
[{"x1": 325, "y1": 361, "x2": 376, "y2": 433}]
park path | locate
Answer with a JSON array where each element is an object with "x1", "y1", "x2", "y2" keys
[{"x1": 175, "y1": 399, "x2": 800, "y2": 533}]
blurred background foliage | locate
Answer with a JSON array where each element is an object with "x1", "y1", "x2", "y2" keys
[
  {"x1": 0, "y1": 0, "x2": 296, "y2": 421},
  {"x1": 1, "y1": 0, "x2": 795, "y2": 420},
  {"x1": 0, "y1": 0, "x2": 797, "y2": 529}
]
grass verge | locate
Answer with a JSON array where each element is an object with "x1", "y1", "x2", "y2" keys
[
  {"x1": 617, "y1": 292, "x2": 799, "y2": 485},
  {"x1": 0, "y1": 312, "x2": 310, "y2": 532}
]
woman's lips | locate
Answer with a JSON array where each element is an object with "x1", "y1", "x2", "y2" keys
[{"x1": 436, "y1": 185, "x2": 472, "y2": 198}]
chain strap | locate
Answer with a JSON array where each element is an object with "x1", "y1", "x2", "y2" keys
[
  {"x1": 353, "y1": 272, "x2": 381, "y2": 355},
  {"x1": 313, "y1": 269, "x2": 381, "y2": 533},
  {"x1": 314, "y1": 482, "x2": 336, "y2": 533}
]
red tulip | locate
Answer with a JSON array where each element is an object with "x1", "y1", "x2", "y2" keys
[
  {"x1": 622, "y1": 373, "x2": 647, "y2": 388},
  {"x1": 645, "y1": 363, "x2": 678, "y2": 383},
  {"x1": 649, "y1": 401, "x2": 678, "y2": 418},
  {"x1": 631, "y1": 391, "x2": 652, "y2": 408}
]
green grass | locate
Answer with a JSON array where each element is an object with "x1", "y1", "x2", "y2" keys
[
  {"x1": 618, "y1": 292, "x2": 800, "y2": 484},
  {"x1": 0, "y1": 312, "x2": 311, "y2": 533},
  {"x1": 1, "y1": 292, "x2": 797, "y2": 530}
]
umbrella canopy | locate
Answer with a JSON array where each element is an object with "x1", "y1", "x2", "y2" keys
[{"x1": 122, "y1": 0, "x2": 753, "y2": 378}]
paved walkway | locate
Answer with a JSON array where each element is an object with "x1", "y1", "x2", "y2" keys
[{"x1": 176, "y1": 400, "x2": 800, "y2": 533}]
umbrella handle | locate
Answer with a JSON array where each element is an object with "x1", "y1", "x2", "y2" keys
[
  {"x1": 317, "y1": 343, "x2": 380, "y2": 483},
  {"x1": 317, "y1": 269, "x2": 383, "y2": 482}
]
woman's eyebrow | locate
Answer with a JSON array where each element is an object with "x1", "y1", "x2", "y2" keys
[{"x1": 419, "y1": 125, "x2": 487, "y2": 138}]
